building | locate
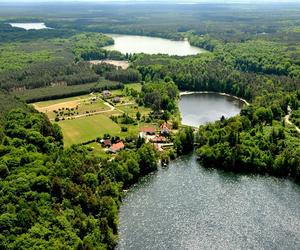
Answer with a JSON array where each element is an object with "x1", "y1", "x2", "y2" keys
[
  {"x1": 113, "y1": 96, "x2": 121, "y2": 103},
  {"x1": 140, "y1": 126, "x2": 156, "y2": 135},
  {"x1": 109, "y1": 141, "x2": 125, "y2": 153},
  {"x1": 102, "y1": 90, "x2": 111, "y2": 98},
  {"x1": 160, "y1": 122, "x2": 170, "y2": 135},
  {"x1": 103, "y1": 139, "x2": 111, "y2": 147}
]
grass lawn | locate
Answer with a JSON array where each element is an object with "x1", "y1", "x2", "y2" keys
[
  {"x1": 33, "y1": 93, "x2": 110, "y2": 119},
  {"x1": 85, "y1": 142, "x2": 109, "y2": 158},
  {"x1": 117, "y1": 104, "x2": 151, "y2": 117},
  {"x1": 56, "y1": 114, "x2": 121, "y2": 147},
  {"x1": 125, "y1": 83, "x2": 142, "y2": 92},
  {"x1": 111, "y1": 82, "x2": 142, "y2": 96}
]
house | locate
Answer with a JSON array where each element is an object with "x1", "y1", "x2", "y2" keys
[
  {"x1": 102, "y1": 90, "x2": 111, "y2": 98},
  {"x1": 103, "y1": 139, "x2": 111, "y2": 147},
  {"x1": 109, "y1": 141, "x2": 125, "y2": 153},
  {"x1": 160, "y1": 122, "x2": 170, "y2": 135},
  {"x1": 140, "y1": 126, "x2": 156, "y2": 135},
  {"x1": 113, "y1": 96, "x2": 121, "y2": 103}
]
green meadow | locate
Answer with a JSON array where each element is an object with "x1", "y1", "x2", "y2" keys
[{"x1": 56, "y1": 114, "x2": 121, "y2": 147}]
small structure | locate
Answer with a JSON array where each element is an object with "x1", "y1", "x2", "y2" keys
[
  {"x1": 160, "y1": 123, "x2": 170, "y2": 135},
  {"x1": 113, "y1": 96, "x2": 121, "y2": 103},
  {"x1": 102, "y1": 90, "x2": 111, "y2": 98},
  {"x1": 103, "y1": 139, "x2": 111, "y2": 147},
  {"x1": 109, "y1": 141, "x2": 125, "y2": 153},
  {"x1": 141, "y1": 127, "x2": 156, "y2": 135}
]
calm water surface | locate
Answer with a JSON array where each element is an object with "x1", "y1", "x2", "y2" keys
[
  {"x1": 9, "y1": 22, "x2": 49, "y2": 30},
  {"x1": 103, "y1": 34, "x2": 206, "y2": 56},
  {"x1": 179, "y1": 93, "x2": 244, "y2": 127},
  {"x1": 118, "y1": 155, "x2": 300, "y2": 250},
  {"x1": 118, "y1": 93, "x2": 300, "y2": 250}
]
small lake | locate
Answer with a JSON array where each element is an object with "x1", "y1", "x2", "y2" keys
[
  {"x1": 118, "y1": 93, "x2": 300, "y2": 249},
  {"x1": 179, "y1": 92, "x2": 244, "y2": 127},
  {"x1": 9, "y1": 22, "x2": 50, "y2": 30},
  {"x1": 103, "y1": 34, "x2": 206, "y2": 56}
]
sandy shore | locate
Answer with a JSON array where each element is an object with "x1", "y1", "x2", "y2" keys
[{"x1": 89, "y1": 60, "x2": 130, "y2": 69}]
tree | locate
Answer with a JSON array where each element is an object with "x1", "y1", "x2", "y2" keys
[
  {"x1": 137, "y1": 143, "x2": 158, "y2": 175},
  {"x1": 136, "y1": 111, "x2": 141, "y2": 121},
  {"x1": 174, "y1": 127, "x2": 194, "y2": 155}
]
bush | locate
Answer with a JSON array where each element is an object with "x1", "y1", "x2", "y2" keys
[{"x1": 121, "y1": 126, "x2": 128, "y2": 132}]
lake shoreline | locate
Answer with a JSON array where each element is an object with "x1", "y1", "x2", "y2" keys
[{"x1": 180, "y1": 91, "x2": 250, "y2": 106}]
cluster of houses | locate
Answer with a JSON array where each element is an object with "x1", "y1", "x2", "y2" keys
[
  {"x1": 100, "y1": 89, "x2": 172, "y2": 154},
  {"x1": 139, "y1": 122, "x2": 171, "y2": 152},
  {"x1": 102, "y1": 90, "x2": 120, "y2": 103},
  {"x1": 99, "y1": 122, "x2": 172, "y2": 154},
  {"x1": 139, "y1": 122, "x2": 171, "y2": 138}
]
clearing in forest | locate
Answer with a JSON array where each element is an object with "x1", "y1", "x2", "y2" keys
[{"x1": 57, "y1": 114, "x2": 121, "y2": 147}]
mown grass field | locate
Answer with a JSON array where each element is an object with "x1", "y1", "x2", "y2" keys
[{"x1": 57, "y1": 114, "x2": 121, "y2": 147}]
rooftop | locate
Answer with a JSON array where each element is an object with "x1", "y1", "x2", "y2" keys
[{"x1": 110, "y1": 141, "x2": 125, "y2": 152}]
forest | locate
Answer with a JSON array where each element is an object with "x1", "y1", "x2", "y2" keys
[
  {"x1": 0, "y1": 1, "x2": 300, "y2": 249},
  {"x1": 0, "y1": 100, "x2": 159, "y2": 249}
]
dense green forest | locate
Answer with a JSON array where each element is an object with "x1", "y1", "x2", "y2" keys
[
  {"x1": 0, "y1": 97, "x2": 159, "y2": 249},
  {"x1": 1, "y1": 1, "x2": 300, "y2": 248},
  {"x1": 196, "y1": 91, "x2": 300, "y2": 178}
]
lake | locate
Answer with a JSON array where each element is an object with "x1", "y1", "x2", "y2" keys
[
  {"x1": 117, "y1": 93, "x2": 300, "y2": 250},
  {"x1": 103, "y1": 34, "x2": 206, "y2": 56},
  {"x1": 179, "y1": 92, "x2": 245, "y2": 127},
  {"x1": 9, "y1": 22, "x2": 50, "y2": 30}
]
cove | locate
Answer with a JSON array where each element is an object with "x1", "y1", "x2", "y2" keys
[
  {"x1": 117, "y1": 93, "x2": 300, "y2": 249},
  {"x1": 103, "y1": 34, "x2": 206, "y2": 56}
]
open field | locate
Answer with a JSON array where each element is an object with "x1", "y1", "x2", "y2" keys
[
  {"x1": 110, "y1": 82, "x2": 142, "y2": 96},
  {"x1": 57, "y1": 114, "x2": 121, "y2": 147},
  {"x1": 33, "y1": 94, "x2": 92, "y2": 109},
  {"x1": 31, "y1": 82, "x2": 152, "y2": 146},
  {"x1": 33, "y1": 93, "x2": 111, "y2": 120},
  {"x1": 57, "y1": 111, "x2": 148, "y2": 146},
  {"x1": 116, "y1": 104, "x2": 150, "y2": 117}
]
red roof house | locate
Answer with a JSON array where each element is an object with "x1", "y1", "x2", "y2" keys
[
  {"x1": 109, "y1": 141, "x2": 125, "y2": 153},
  {"x1": 141, "y1": 126, "x2": 156, "y2": 135}
]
